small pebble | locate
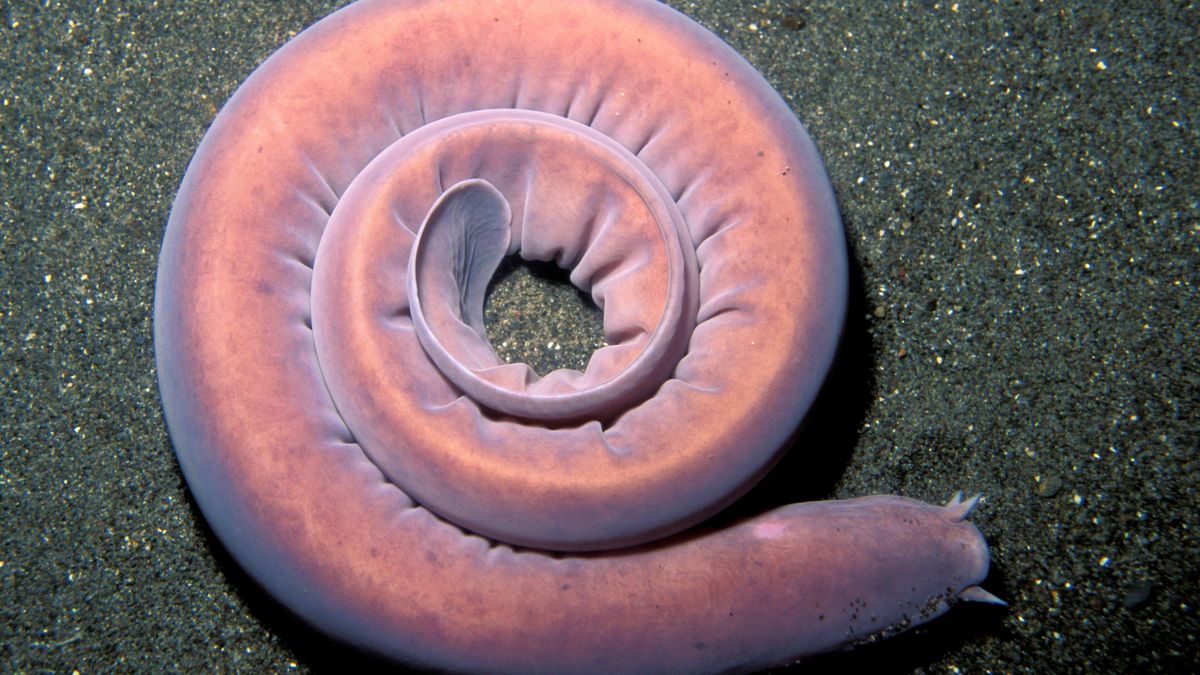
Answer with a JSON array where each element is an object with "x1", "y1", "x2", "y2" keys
[
  {"x1": 1037, "y1": 474, "x2": 1063, "y2": 498},
  {"x1": 1123, "y1": 580, "x2": 1154, "y2": 610}
]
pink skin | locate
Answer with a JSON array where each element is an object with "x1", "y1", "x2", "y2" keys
[{"x1": 154, "y1": 0, "x2": 997, "y2": 672}]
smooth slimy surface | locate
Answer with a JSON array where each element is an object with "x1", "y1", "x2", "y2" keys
[{"x1": 154, "y1": 0, "x2": 997, "y2": 671}]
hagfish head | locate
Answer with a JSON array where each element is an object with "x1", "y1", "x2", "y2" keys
[
  {"x1": 763, "y1": 492, "x2": 1002, "y2": 660},
  {"x1": 838, "y1": 492, "x2": 1002, "y2": 649}
]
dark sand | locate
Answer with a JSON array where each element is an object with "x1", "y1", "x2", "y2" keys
[{"x1": 2, "y1": 1, "x2": 1195, "y2": 672}]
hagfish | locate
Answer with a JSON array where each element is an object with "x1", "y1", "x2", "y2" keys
[{"x1": 154, "y1": 0, "x2": 1000, "y2": 671}]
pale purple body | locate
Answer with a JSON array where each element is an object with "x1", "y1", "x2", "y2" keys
[{"x1": 154, "y1": 0, "x2": 996, "y2": 671}]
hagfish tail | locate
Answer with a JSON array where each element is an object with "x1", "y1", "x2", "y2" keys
[{"x1": 153, "y1": 0, "x2": 1000, "y2": 671}]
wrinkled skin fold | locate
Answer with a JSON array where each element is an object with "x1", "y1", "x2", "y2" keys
[{"x1": 154, "y1": 0, "x2": 997, "y2": 672}]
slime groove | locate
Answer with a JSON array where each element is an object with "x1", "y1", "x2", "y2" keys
[{"x1": 154, "y1": 0, "x2": 1000, "y2": 672}]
